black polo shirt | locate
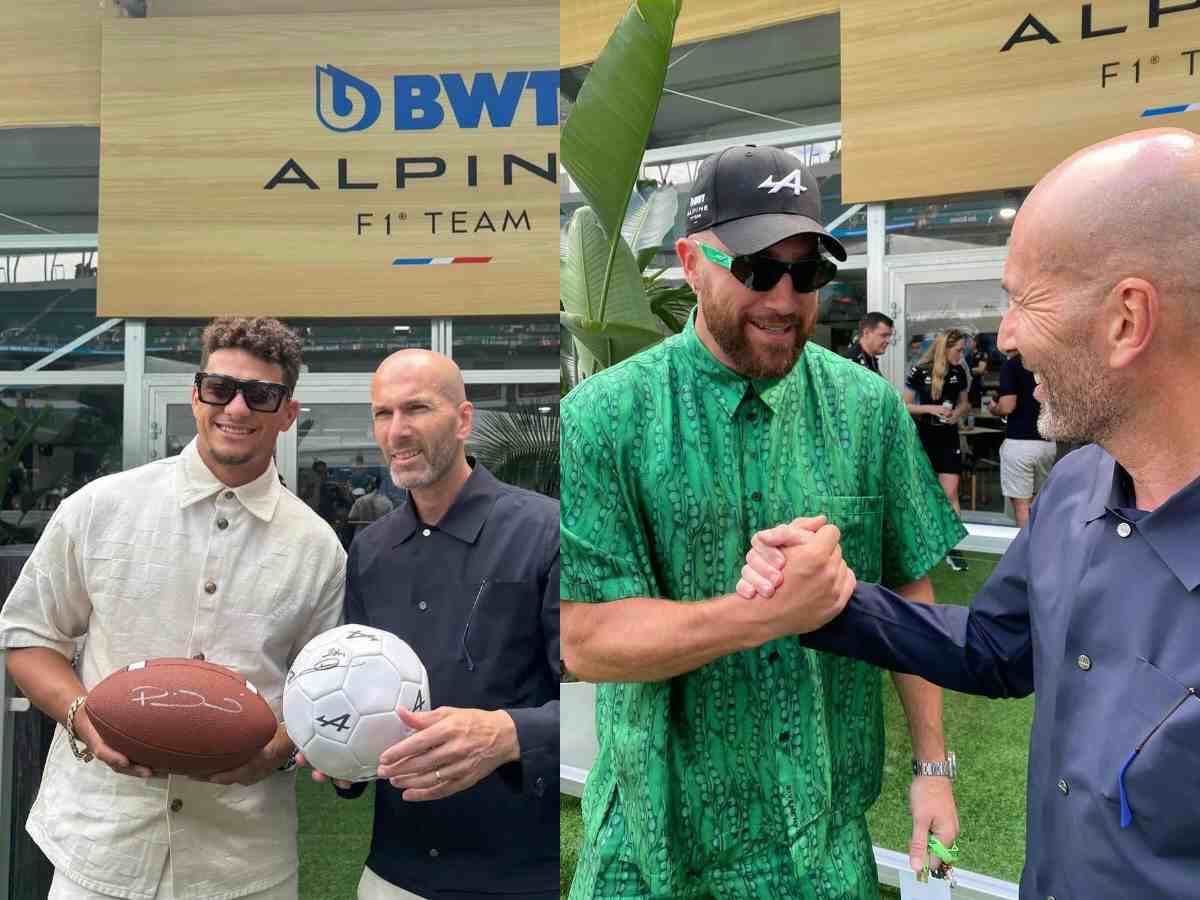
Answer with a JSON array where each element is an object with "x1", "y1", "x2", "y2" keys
[
  {"x1": 906, "y1": 362, "x2": 968, "y2": 427},
  {"x1": 997, "y1": 355, "x2": 1045, "y2": 441},
  {"x1": 336, "y1": 462, "x2": 559, "y2": 899},
  {"x1": 845, "y1": 340, "x2": 881, "y2": 374}
]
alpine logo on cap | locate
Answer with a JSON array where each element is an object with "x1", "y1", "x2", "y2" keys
[{"x1": 757, "y1": 170, "x2": 807, "y2": 195}]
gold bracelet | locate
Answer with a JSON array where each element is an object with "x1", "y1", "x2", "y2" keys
[{"x1": 65, "y1": 695, "x2": 94, "y2": 763}]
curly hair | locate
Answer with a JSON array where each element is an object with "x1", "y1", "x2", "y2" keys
[{"x1": 199, "y1": 317, "x2": 303, "y2": 391}]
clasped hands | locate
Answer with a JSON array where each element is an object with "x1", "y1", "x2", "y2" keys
[{"x1": 734, "y1": 515, "x2": 856, "y2": 636}]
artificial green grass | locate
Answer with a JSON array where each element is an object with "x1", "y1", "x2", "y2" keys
[
  {"x1": 297, "y1": 772, "x2": 374, "y2": 899},
  {"x1": 560, "y1": 553, "x2": 1032, "y2": 897}
]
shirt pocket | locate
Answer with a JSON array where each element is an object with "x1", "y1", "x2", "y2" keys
[
  {"x1": 461, "y1": 578, "x2": 543, "y2": 671},
  {"x1": 780, "y1": 494, "x2": 883, "y2": 585},
  {"x1": 1098, "y1": 656, "x2": 1200, "y2": 856}
]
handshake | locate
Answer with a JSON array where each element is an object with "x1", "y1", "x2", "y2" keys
[{"x1": 734, "y1": 515, "x2": 856, "y2": 639}]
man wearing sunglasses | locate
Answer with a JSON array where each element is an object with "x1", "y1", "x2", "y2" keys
[
  {"x1": 563, "y1": 145, "x2": 966, "y2": 899},
  {"x1": 0, "y1": 317, "x2": 345, "y2": 900},
  {"x1": 738, "y1": 128, "x2": 1200, "y2": 900}
]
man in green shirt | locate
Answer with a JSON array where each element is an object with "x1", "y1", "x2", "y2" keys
[{"x1": 561, "y1": 145, "x2": 966, "y2": 899}]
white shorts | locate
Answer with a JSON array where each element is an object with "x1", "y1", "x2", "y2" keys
[
  {"x1": 49, "y1": 857, "x2": 298, "y2": 900},
  {"x1": 999, "y1": 438, "x2": 1056, "y2": 500},
  {"x1": 357, "y1": 865, "x2": 428, "y2": 899}
]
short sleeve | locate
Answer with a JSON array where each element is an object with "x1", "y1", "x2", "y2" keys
[
  {"x1": 875, "y1": 388, "x2": 967, "y2": 587},
  {"x1": 904, "y1": 365, "x2": 922, "y2": 395},
  {"x1": 560, "y1": 385, "x2": 655, "y2": 604},
  {"x1": 998, "y1": 358, "x2": 1019, "y2": 397}
]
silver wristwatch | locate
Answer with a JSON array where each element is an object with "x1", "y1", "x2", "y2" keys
[{"x1": 912, "y1": 750, "x2": 956, "y2": 780}]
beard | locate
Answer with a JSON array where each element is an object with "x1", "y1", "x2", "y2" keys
[
  {"x1": 702, "y1": 289, "x2": 811, "y2": 379},
  {"x1": 208, "y1": 447, "x2": 256, "y2": 467},
  {"x1": 386, "y1": 429, "x2": 459, "y2": 490},
  {"x1": 1035, "y1": 354, "x2": 1126, "y2": 444}
]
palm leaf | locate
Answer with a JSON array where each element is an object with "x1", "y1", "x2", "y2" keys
[{"x1": 470, "y1": 408, "x2": 560, "y2": 498}]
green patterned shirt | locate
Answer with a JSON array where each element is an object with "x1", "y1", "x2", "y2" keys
[{"x1": 561, "y1": 316, "x2": 966, "y2": 893}]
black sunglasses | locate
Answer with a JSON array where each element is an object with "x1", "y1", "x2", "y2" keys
[
  {"x1": 696, "y1": 241, "x2": 838, "y2": 293},
  {"x1": 194, "y1": 373, "x2": 290, "y2": 413}
]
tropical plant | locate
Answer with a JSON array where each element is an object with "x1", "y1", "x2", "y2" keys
[
  {"x1": 560, "y1": 0, "x2": 689, "y2": 383},
  {"x1": 0, "y1": 404, "x2": 54, "y2": 544},
  {"x1": 470, "y1": 408, "x2": 560, "y2": 499}
]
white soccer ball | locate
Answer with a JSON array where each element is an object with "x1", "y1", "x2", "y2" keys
[{"x1": 282, "y1": 624, "x2": 430, "y2": 782}]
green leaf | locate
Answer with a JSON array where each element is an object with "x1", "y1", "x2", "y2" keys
[
  {"x1": 636, "y1": 247, "x2": 660, "y2": 273},
  {"x1": 560, "y1": 314, "x2": 664, "y2": 369},
  {"x1": 470, "y1": 408, "x2": 560, "y2": 498},
  {"x1": 622, "y1": 187, "x2": 679, "y2": 255},
  {"x1": 561, "y1": 0, "x2": 681, "y2": 242}
]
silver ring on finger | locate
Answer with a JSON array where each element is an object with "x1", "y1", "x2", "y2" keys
[{"x1": 435, "y1": 769, "x2": 444, "y2": 783}]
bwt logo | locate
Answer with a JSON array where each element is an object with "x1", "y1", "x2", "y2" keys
[{"x1": 315, "y1": 64, "x2": 559, "y2": 132}]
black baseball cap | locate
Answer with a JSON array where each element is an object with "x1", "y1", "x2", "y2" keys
[{"x1": 684, "y1": 145, "x2": 847, "y2": 261}]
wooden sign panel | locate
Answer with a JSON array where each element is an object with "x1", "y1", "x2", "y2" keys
[
  {"x1": 841, "y1": 0, "x2": 1200, "y2": 202},
  {"x1": 0, "y1": 0, "x2": 124, "y2": 128},
  {"x1": 98, "y1": 8, "x2": 558, "y2": 317},
  {"x1": 560, "y1": 0, "x2": 838, "y2": 68}
]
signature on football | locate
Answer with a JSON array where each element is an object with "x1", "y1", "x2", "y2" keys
[{"x1": 128, "y1": 686, "x2": 244, "y2": 714}]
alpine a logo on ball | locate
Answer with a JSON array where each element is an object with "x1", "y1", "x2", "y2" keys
[{"x1": 314, "y1": 64, "x2": 559, "y2": 132}]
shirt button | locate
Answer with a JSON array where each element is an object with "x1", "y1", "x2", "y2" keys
[
  {"x1": 204, "y1": 581, "x2": 217, "y2": 594},
  {"x1": 170, "y1": 799, "x2": 183, "y2": 812},
  {"x1": 1057, "y1": 778, "x2": 1069, "y2": 795},
  {"x1": 422, "y1": 528, "x2": 431, "y2": 537},
  {"x1": 779, "y1": 731, "x2": 790, "y2": 743},
  {"x1": 216, "y1": 517, "x2": 229, "y2": 530},
  {"x1": 747, "y1": 412, "x2": 758, "y2": 422},
  {"x1": 1116, "y1": 522, "x2": 1132, "y2": 538},
  {"x1": 751, "y1": 491, "x2": 762, "y2": 501},
  {"x1": 418, "y1": 601, "x2": 428, "y2": 611},
  {"x1": 768, "y1": 650, "x2": 780, "y2": 663},
  {"x1": 224, "y1": 491, "x2": 235, "y2": 500},
  {"x1": 1077, "y1": 654, "x2": 1092, "y2": 671},
  {"x1": 192, "y1": 653, "x2": 205, "y2": 661},
  {"x1": 429, "y1": 848, "x2": 439, "y2": 858},
  {"x1": 534, "y1": 776, "x2": 546, "y2": 797}
]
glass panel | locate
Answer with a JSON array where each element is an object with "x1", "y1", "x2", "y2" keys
[
  {"x1": 886, "y1": 188, "x2": 1030, "y2": 254},
  {"x1": 294, "y1": 401, "x2": 400, "y2": 550},
  {"x1": 0, "y1": 127, "x2": 99, "y2": 236},
  {"x1": 813, "y1": 269, "x2": 867, "y2": 355},
  {"x1": 164, "y1": 403, "x2": 197, "y2": 459},
  {"x1": 0, "y1": 251, "x2": 123, "y2": 372},
  {"x1": 452, "y1": 317, "x2": 558, "y2": 370},
  {"x1": 0, "y1": 385, "x2": 122, "y2": 543},
  {"x1": 904, "y1": 279, "x2": 1010, "y2": 525},
  {"x1": 146, "y1": 319, "x2": 432, "y2": 374}
]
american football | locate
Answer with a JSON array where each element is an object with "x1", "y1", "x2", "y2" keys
[{"x1": 84, "y1": 657, "x2": 278, "y2": 776}]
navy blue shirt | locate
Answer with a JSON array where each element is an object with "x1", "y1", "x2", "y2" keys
[
  {"x1": 801, "y1": 444, "x2": 1200, "y2": 899},
  {"x1": 997, "y1": 355, "x2": 1045, "y2": 441},
  {"x1": 846, "y1": 340, "x2": 881, "y2": 374},
  {"x1": 337, "y1": 463, "x2": 560, "y2": 898}
]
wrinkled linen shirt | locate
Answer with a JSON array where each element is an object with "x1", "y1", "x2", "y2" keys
[{"x1": 0, "y1": 439, "x2": 345, "y2": 900}]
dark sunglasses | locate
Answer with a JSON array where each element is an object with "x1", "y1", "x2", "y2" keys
[
  {"x1": 696, "y1": 240, "x2": 838, "y2": 293},
  {"x1": 194, "y1": 373, "x2": 290, "y2": 413}
]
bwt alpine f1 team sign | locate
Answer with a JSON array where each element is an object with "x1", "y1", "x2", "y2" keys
[
  {"x1": 841, "y1": 0, "x2": 1200, "y2": 202},
  {"x1": 98, "y1": 8, "x2": 557, "y2": 317}
]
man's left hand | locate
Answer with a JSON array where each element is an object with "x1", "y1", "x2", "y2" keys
[
  {"x1": 202, "y1": 723, "x2": 293, "y2": 787},
  {"x1": 908, "y1": 775, "x2": 960, "y2": 875},
  {"x1": 377, "y1": 707, "x2": 519, "y2": 801}
]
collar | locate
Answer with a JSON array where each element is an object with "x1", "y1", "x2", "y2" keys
[
  {"x1": 391, "y1": 459, "x2": 502, "y2": 546},
  {"x1": 174, "y1": 438, "x2": 282, "y2": 522},
  {"x1": 1082, "y1": 449, "x2": 1200, "y2": 591},
  {"x1": 680, "y1": 309, "x2": 800, "y2": 418}
]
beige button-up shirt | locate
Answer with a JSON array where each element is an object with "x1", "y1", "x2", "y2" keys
[{"x1": 0, "y1": 440, "x2": 346, "y2": 900}]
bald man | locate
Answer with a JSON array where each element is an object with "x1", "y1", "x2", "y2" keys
[
  {"x1": 309, "y1": 351, "x2": 560, "y2": 899},
  {"x1": 737, "y1": 128, "x2": 1200, "y2": 897}
]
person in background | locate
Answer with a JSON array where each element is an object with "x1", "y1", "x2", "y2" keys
[
  {"x1": 845, "y1": 311, "x2": 894, "y2": 375},
  {"x1": 904, "y1": 328, "x2": 971, "y2": 571},
  {"x1": 986, "y1": 352, "x2": 1055, "y2": 528}
]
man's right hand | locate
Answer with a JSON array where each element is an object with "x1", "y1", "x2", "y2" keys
[
  {"x1": 294, "y1": 752, "x2": 353, "y2": 790},
  {"x1": 737, "y1": 516, "x2": 856, "y2": 637},
  {"x1": 73, "y1": 704, "x2": 154, "y2": 778}
]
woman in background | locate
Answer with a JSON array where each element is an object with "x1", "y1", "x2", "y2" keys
[{"x1": 904, "y1": 328, "x2": 971, "y2": 571}]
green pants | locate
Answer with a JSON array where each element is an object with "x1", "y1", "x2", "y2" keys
[{"x1": 569, "y1": 789, "x2": 879, "y2": 900}]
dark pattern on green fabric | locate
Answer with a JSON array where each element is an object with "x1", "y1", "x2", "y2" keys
[{"x1": 561, "y1": 318, "x2": 966, "y2": 898}]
